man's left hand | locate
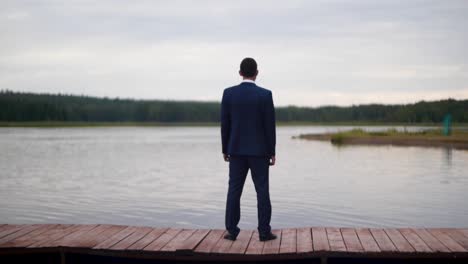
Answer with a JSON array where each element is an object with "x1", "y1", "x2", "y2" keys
[{"x1": 269, "y1": 156, "x2": 276, "y2": 166}]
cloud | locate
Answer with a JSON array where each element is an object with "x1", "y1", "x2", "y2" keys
[{"x1": 1, "y1": 0, "x2": 468, "y2": 106}]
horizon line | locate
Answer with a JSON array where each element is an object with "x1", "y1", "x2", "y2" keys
[{"x1": 1, "y1": 88, "x2": 466, "y2": 109}]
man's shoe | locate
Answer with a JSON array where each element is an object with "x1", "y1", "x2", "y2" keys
[
  {"x1": 224, "y1": 232, "x2": 237, "y2": 241},
  {"x1": 259, "y1": 232, "x2": 277, "y2": 242}
]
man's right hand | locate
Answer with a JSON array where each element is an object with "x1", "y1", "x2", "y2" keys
[{"x1": 269, "y1": 156, "x2": 276, "y2": 166}]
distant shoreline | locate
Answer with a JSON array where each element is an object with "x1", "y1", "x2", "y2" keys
[
  {"x1": 2, "y1": 91, "x2": 468, "y2": 125},
  {"x1": 294, "y1": 128, "x2": 468, "y2": 150},
  {"x1": 1, "y1": 121, "x2": 468, "y2": 127}
]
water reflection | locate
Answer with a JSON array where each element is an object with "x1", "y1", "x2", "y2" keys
[
  {"x1": 0, "y1": 126, "x2": 467, "y2": 229},
  {"x1": 444, "y1": 147, "x2": 453, "y2": 167}
]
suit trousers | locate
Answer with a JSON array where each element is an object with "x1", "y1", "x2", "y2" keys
[{"x1": 225, "y1": 155, "x2": 272, "y2": 236}]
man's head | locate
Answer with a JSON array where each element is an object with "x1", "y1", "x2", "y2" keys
[{"x1": 239, "y1": 57, "x2": 258, "y2": 80}]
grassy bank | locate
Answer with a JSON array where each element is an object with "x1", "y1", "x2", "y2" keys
[
  {"x1": 294, "y1": 128, "x2": 468, "y2": 150},
  {"x1": 1, "y1": 121, "x2": 468, "y2": 128}
]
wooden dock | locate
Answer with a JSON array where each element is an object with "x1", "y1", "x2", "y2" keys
[{"x1": 1, "y1": 224, "x2": 468, "y2": 263}]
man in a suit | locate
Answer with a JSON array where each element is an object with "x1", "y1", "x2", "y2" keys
[{"x1": 221, "y1": 57, "x2": 277, "y2": 242}]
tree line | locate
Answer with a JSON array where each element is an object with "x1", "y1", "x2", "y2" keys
[{"x1": 1, "y1": 90, "x2": 467, "y2": 123}]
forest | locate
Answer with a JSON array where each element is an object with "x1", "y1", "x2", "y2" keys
[{"x1": 1, "y1": 90, "x2": 467, "y2": 123}]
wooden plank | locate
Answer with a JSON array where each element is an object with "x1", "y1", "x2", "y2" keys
[
  {"x1": 262, "y1": 229, "x2": 282, "y2": 255},
  {"x1": 143, "y1": 228, "x2": 182, "y2": 251},
  {"x1": 28, "y1": 225, "x2": 75, "y2": 247},
  {"x1": 429, "y1": 229, "x2": 466, "y2": 252},
  {"x1": 399, "y1": 228, "x2": 431, "y2": 253},
  {"x1": 279, "y1": 228, "x2": 296, "y2": 254},
  {"x1": 460, "y1": 229, "x2": 468, "y2": 238},
  {"x1": 341, "y1": 228, "x2": 363, "y2": 252},
  {"x1": 0, "y1": 224, "x2": 18, "y2": 233},
  {"x1": 60, "y1": 224, "x2": 111, "y2": 247},
  {"x1": 443, "y1": 229, "x2": 468, "y2": 250},
  {"x1": 0, "y1": 225, "x2": 23, "y2": 240},
  {"x1": 73, "y1": 225, "x2": 127, "y2": 248},
  {"x1": 245, "y1": 231, "x2": 265, "y2": 255},
  {"x1": 312, "y1": 227, "x2": 330, "y2": 251},
  {"x1": 0, "y1": 224, "x2": 25, "y2": 238},
  {"x1": 326, "y1": 227, "x2": 346, "y2": 252},
  {"x1": 296, "y1": 227, "x2": 313, "y2": 253},
  {"x1": 0, "y1": 225, "x2": 8, "y2": 234},
  {"x1": 228, "y1": 230, "x2": 254, "y2": 254},
  {"x1": 127, "y1": 228, "x2": 168, "y2": 250},
  {"x1": 369, "y1": 228, "x2": 397, "y2": 252},
  {"x1": 3, "y1": 224, "x2": 468, "y2": 259},
  {"x1": 384, "y1": 228, "x2": 414, "y2": 252},
  {"x1": 28, "y1": 225, "x2": 77, "y2": 247},
  {"x1": 0, "y1": 224, "x2": 42, "y2": 244},
  {"x1": 94, "y1": 226, "x2": 138, "y2": 249},
  {"x1": 210, "y1": 231, "x2": 234, "y2": 254},
  {"x1": 111, "y1": 226, "x2": 153, "y2": 250},
  {"x1": 355, "y1": 228, "x2": 380, "y2": 252},
  {"x1": 49, "y1": 224, "x2": 99, "y2": 247},
  {"x1": 195, "y1": 230, "x2": 225, "y2": 253},
  {"x1": 176, "y1": 229, "x2": 210, "y2": 252},
  {"x1": 412, "y1": 228, "x2": 449, "y2": 253},
  {"x1": 160, "y1": 229, "x2": 196, "y2": 252},
  {"x1": 0, "y1": 224, "x2": 57, "y2": 247}
]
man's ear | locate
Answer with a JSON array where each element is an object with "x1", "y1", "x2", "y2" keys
[
  {"x1": 255, "y1": 70, "x2": 259, "y2": 76},
  {"x1": 239, "y1": 70, "x2": 243, "y2": 77}
]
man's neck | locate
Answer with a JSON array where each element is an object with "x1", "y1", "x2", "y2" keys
[{"x1": 242, "y1": 78, "x2": 255, "y2": 83}]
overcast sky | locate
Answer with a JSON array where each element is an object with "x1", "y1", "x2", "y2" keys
[{"x1": 1, "y1": 0, "x2": 468, "y2": 106}]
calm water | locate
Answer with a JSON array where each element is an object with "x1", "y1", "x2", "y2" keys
[{"x1": 0, "y1": 126, "x2": 467, "y2": 229}]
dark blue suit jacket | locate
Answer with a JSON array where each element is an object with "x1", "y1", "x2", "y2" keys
[{"x1": 221, "y1": 82, "x2": 276, "y2": 157}]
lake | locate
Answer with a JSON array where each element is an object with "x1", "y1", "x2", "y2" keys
[{"x1": 0, "y1": 126, "x2": 467, "y2": 229}]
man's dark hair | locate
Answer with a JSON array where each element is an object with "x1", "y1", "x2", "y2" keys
[{"x1": 240, "y1": 58, "x2": 257, "y2": 78}]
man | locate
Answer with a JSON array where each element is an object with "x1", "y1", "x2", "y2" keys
[{"x1": 220, "y1": 57, "x2": 277, "y2": 242}]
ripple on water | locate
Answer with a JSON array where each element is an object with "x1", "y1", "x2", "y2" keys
[{"x1": 0, "y1": 126, "x2": 467, "y2": 228}]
